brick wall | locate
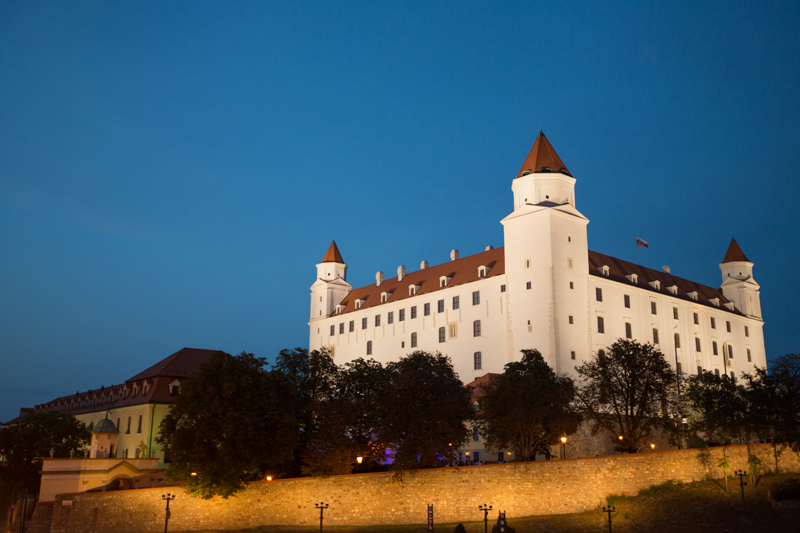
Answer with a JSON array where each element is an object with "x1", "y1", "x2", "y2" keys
[{"x1": 49, "y1": 443, "x2": 800, "y2": 533}]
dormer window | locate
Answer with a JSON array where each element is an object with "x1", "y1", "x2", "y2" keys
[
  {"x1": 667, "y1": 285, "x2": 678, "y2": 295},
  {"x1": 409, "y1": 284, "x2": 420, "y2": 296},
  {"x1": 132, "y1": 385, "x2": 139, "y2": 397},
  {"x1": 600, "y1": 265, "x2": 610, "y2": 277},
  {"x1": 439, "y1": 276, "x2": 452, "y2": 288},
  {"x1": 626, "y1": 274, "x2": 638, "y2": 285},
  {"x1": 142, "y1": 381, "x2": 151, "y2": 395},
  {"x1": 478, "y1": 266, "x2": 488, "y2": 278},
  {"x1": 688, "y1": 291, "x2": 698, "y2": 301},
  {"x1": 335, "y1": 304, "x2": 345, "y2": 314},
  {"x1": 355, "y1": 299, "x2": 365, "y2": 310},
  {"x1": 724, "y1": 302, "x2": 735, "y2": 311},
  {"x1": 169, "y1": 380, "x2": 181, "y2": 396},
  {"x1": 649, "y1": 280, "x2": 661, "y2": 291},
  {"x1": 380, "y1": 292, "x2": 392, "y2": 303},
  {"x1": 710, "y1": 298, "x2": 720, "y2": 307}
]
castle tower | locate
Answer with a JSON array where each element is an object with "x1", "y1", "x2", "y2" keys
[
  {"x1": 719, "y1": 238, "x2": 762, "y2": 319},
  {"x1": 310, "y1": 240, "x2": 351, "y2": 321},
  {"x1": 501, "y1": 132, "x2": 590, "y2": 374}
]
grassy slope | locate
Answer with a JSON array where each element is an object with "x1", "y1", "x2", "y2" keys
[{"x1": 186, "y1": 474, "x2": 800, "y2": 533}]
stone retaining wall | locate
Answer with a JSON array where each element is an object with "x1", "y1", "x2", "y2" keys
[{"x1": 49, "y1": 443, "x2": 800, "y2": 533}]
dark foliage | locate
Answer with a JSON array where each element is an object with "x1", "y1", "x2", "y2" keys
[
  {"x1": 453, "y1": 523, "x2": 467, "y2": 533},
  {"x1": 478, "y1": 349, "x2": 580, "y2": 461},
  {"x1": 771, "y1": 477, "x2": 800, "y2": 501},
  {"x1": 685, "y1": 371, "x2": 749, "y2": 447}
]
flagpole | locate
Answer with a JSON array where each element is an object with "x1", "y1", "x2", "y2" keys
[{"x1": 635, "y1": 234, "x2": 638, "y2": 265}]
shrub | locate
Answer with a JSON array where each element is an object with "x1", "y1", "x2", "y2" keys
[
  {"x1": 454, "y1": 523, "x2": 467, "y2": 533},
  {"x1": 771, "y1": 477, "x2": 800, "y2": 501}
]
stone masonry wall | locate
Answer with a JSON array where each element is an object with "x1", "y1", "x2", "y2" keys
[{"x1": 49, "y1": 443, "x2": 800, "y2": 533}]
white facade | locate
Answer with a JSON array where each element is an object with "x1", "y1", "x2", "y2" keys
[{"x1": 309, "y1": 133, "x2": 766, "y2": 382}]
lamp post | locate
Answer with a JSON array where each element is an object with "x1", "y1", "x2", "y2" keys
[
  {"x1": 161, "y1": 493, "x2": 175, "y2": 533},
  {"x1": 478, "y1": 504, "x2": 492, "y2": 533},
  {"x1": 650, "y1": 443, "x2": 656, "y2": 451},
  {"x1": 356, "y1": 456, "x2": 363, "y2": 464},
  {"x1": 602, "y1": 506, "x2": 615, "y2": 533},
  {"x1": 733, "y1": 470, "x2": 748, "y2": 519},
  {"x1": 314, "y1": 502, "x2": 329, "y2": 533},
  {"x1": 560, "y1": 436, "x2": 567, "y2": 459}
]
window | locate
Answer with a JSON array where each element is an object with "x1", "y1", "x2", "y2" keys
[
  {"x1": 715, "y1": 368, "x2": 720, "y2": 376},
  {"x1": 694, "y1": 312, "x2": 699, "y2": 325},
  {"x1": 675, "y1": 333, "x2": 681, "y2": 348},
  {"x1": 571, "y1": 351, "x2": 576, "y2": 360},
  {"x1": 401, "y1": 341, "x2": 404, "y2": 348},
  {"x1": 673, "y1": 307, "x2": 679, "y2": 320},
  {"x1": 452, "y1": 296, "x2": 460, "y2": 310},
  {"x1": 375, "y1": 315, "x2": 381, "y2": 327},
  {"x1": 474, "y1": 352, "x2": 482, "y2": 370},
  {"x1": 448, "y1": 323, "x2": 457, "y2": 338},
  {"x1": 473, "y1": 291, "x2": 480, "y2": 305},
  {"x1": 695, "y1": 337, "x2": 701, "y2": 352},
  {"x1": 362, "y1": 318, "x2": 367, "y2": 330},
  {"x1": 569, "y1": 315, "x2": 574, "y2": 324},
  {"x1": 713, "y1": 341, "x2": 718, "y2": 356},
  {"x1": 170, "y1": 384, "x2": 179, "y2": 396},
  {"x1": 478, "y1": 266, "x2": 486, "y2": 278},
  {"x1": 711, "y1": 317, "x2": 716, "y2": 329},
  {"x1": 437, "y1": 300, "x2": 444, "y2": 313},
  {"x1": 411, "y1": 332, "x2": 417, "y2": 347},
  {"x1": 598, "y1": 349, "x2": 606, "y2": 361},
  {"x1": 731, "y1": 371, "x2": 736, "y2": 382},
  {"x1": 472, "y1": 426, "x2": 480, "y2": 441},
  {"x1": 349, "y1": 320, "x2": 354, "y2": 332},
  {"x1": 135, "y1": 448, "x2": 140, "y2": 459},
  {"x1": 651, "y1": 302, "x2": 657, "y2": 315},
  {"x1": 439, "y1": 327, "x2": 446, "y2": 343},
  {"x1": 525, "y1": 259, "x2": 530, "y2": 268},
  {"x1": 567, "y1": 258, "x2": 574, "y2": 268},
  {"x1": 126, "y1": 416, "x2": 131, "y2": 435},
  {"x1": 137, "y1": 415, "x2": 142, "y2": 434},
  {"x1": 424, "y1": 303, "x2": 431, "y2": 316},
  {"x1": 726, "y1": 321, "x2": 731, "y2": 333},
  {"x1": 745, "y1": 325, "x2": 749, "y2": 337},
  {"x1": 676, "y1": 362, "x2": 683, "y2": 375},
  {"x1": 411, "y1": 306, "x2": 417, "y2": 319},
  {"x1": 474, "y1": 402, "x2": 480, "y2": 412},
  {"x1": 399, "y1": 309, "x2": 405, "y2": 321},
  {"x1": 527, "y1": 281, "x2": 532, "y2": 290},
  {"x1": 501, "y1": 284, "x2": 506, "y2": 292},
  {"x1": 330, "y1": 325, "x2": 335, "y2": 336},
  {"x1": 625, "y1": 323, "x2": 632, "y2": 339},
  {"x1": 570, "y1": 281, "x2": 574, "y2": 289},
  {"x1": 339, "y1": 323, "x2": 344, "y2": 334},
  {"x1": 473, "y1": 320, "x2": 481, "y2": 337},
  {"x1": 597, "y1": 316, "x2": 605, "y2": 334},
  {"x1": 596, "y1": 288, "x2": 603, "y2": 302},
  {"x1": 116, "y1": 418, "x2": 121, "y2": 431},
  {"x1": 747, "y1": 348, "x2": 751, "y2": 362},
  {"x1": 388, "y1": 312, "x2": 394, "y2": 324},
  {"x1": 624, "y1": 295, "x2": 630, "y2": 308},
  {"x1": 697, "y1": 365, "x2": 703, "y2": 374},
  {"x1": 367, "y1": 341, "x2": 372, "y2": 355},
  {"x1": 728, "y1": 345, "x2": 734, "y2": 359},
  {"x1": 653, "y1": 328, "x2": 659, "y2": 345}
]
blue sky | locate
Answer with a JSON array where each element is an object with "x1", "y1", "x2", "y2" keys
[{"x1": 1, "y1": 1, "x2": 799, "y2": 421}]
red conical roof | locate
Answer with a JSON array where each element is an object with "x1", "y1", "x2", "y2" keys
[
  {"x1": 516, "y1": 131, "x2": 571, "y2": 178},
  {"x1": 321, "y1": 240, "x2": 344, "y2": 263},
  {"x1": 722, "y1": 238, "x2": 749, "y2": 263}
]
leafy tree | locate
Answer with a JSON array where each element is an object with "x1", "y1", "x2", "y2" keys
[
  {"x1": 0, "y1": 412, "x2": 90, "y2": 497},
  {"x1": 377, "y1": 351, "x2": 472, "y2": 470},
  {"x1": 766, "y1": 353, "x2": 800, "y2": 454},
  {"x1": 575, "y1": 339, "x2": 677, "y2": 453},
  {"x1": 157, "y1": 351, "x2": 296, "y2": 498},
  {"x1": 478, "y1": 349, "x2": 581, "y2": 461}
]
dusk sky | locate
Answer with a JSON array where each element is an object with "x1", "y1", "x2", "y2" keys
[{"x1": 2, "y1": 1, "x2": 799, "y2": 422}]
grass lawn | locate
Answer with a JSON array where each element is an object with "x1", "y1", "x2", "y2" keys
[{"x1": 185, "y1": 474, "x2": 800, "y2": 533}]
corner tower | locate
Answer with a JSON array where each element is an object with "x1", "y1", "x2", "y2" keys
[
  {"x1": 501, "y1": 132, "x2": 590, "y2": 374},
  {"x1": 310, "y1": 241, "x2": 351, "y2": 321},
  {"x1": 719, "y1": 238, "x2": 762, "y2": 319}
]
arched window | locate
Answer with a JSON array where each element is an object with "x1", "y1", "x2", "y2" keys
[
  {"x1": 367, "y1": 340, "x2": 372, "y2": 355},
  {"x1": 474, "y1": 352, "x2": 482, "y2": 370},
  {"x1": 411, "y1": 332, "x2": 417, "y2": 348},
  {"x1": 473, "y1": 320, "x2": 481, "y2": 337},
  {"x1": 438, "y1": 327, "x2": 446, "y2": 343}
]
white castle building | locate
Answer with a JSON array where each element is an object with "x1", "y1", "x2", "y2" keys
[{"x1": 309, "y1": 132, "x2": 765, "y2": 384}]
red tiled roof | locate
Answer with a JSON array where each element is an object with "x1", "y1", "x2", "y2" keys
[
  {"x1": 588, "y1": 250, "x2": 740, "y2": 314},
  {"x1": 321, "y1": 240, "x2": 344, "y2": 263},
  {"x1": 722, "y1": 238, "x2": 749, "y2": 263},
  {"x1": 126, "y1": 347, "x2": 220, "y2": 382},
  {"x1": 332, "y1": 247, "x2": 505, "y2": 316},
  {"x1": 466, "y1": 373, "x2": 501, "y2": 399},
  {"x1": 516, "y1": 131, "x2": 571, "y2": 178}
]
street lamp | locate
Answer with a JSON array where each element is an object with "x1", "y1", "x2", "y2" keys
[
  {"x1": 356, "y1": 456, "x2": 363, "y2": 464},
  {"x1": 560, "y1": 436, "x2": 567, "y2": 459},
  {"x1": 161, "y1": 493, "x2": 175, "y2": 533},
  {"x1": 650, "y1": 443, "x2": 656, "y2": 451},
  {"x1": 733, "y1": 470, "x2": 748, "y2": 519},
  {"x1": 266, "y1": 475, "x2": 273, "y2": 481},
  {"x1": 314, "y1": 502, "x2": 329, "y2": 533},
  {"x1": 478, "y1": 504, "x2": 493, "y2": 533},
  {"x1": 602, "y1": 506, "x2": 615, "y2": 533}
]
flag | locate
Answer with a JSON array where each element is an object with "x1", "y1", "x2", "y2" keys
[{"x1": 636, "y1": 237, "x2": 649, "y2": 248}]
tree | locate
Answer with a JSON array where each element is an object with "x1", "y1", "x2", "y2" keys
[
  {"x1": 377, "y1": 351, "x2": 472, "y2": 470},
  {"x1": 478, "y1": 349, "x2": 581, "y2": 461},
  {"x1": 575, "y1": 339, "x2": 677, "y2": 453},
  {"x1": 0, "y1": 412, "x2": 90, "y2": 497},
  {"x1": 157, "y1": 351, "x2": 296, "y2": 498},
  {"x1": 767, "y1": 353, "x2": 800, "y2": 454}
]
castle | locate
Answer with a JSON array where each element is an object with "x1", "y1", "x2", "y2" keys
[{"x1": 309, "y1": 132, "x2": 765, "y2": 385}]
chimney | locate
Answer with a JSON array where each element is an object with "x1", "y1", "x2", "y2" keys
[
  {"x1": 376, "y1": 271, "x2": 384, "y2": 286},
  {"x1": 450, "y1": 249, "x2": 459, "y2": 261},
  {"x1": 485, "y1": 245, "x2": 494, "y2": 251},
  {"x1": 397, "y1": 266, "x2": 406, "y2": 282},
  {"x1": 662, "y1": 266, "x2": 671, "y2": 274},
  {"x1": 420, "y1": 260, "x2": 429, "y2": 270}
]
